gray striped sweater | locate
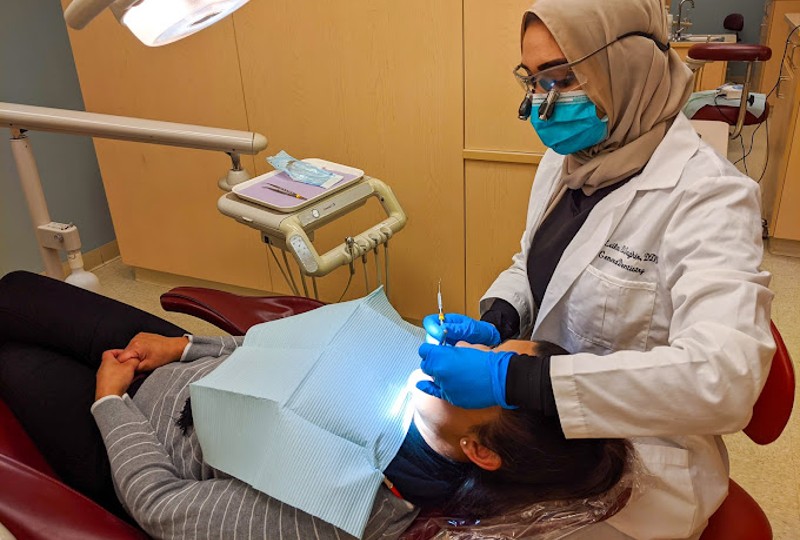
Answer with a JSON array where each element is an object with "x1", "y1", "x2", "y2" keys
[{"x1": 91, "y1": 335, "x2": 419, "y2": 540}]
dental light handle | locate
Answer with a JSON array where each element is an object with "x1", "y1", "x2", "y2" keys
[
  {"x1": 280, "y1": 177, "x2": 406, "y2": 278},
  {"x1": 64, "y1": 0, "x2": 119, "y2": 30}
]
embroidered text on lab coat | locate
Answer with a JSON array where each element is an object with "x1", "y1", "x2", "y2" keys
[{"x1": 597, "y1": 241, "x2": 659, "y2": 276}]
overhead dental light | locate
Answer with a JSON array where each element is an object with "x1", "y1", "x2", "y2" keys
[{"x1": 64, "y1": 0, "x2": 252, "y2": 47}]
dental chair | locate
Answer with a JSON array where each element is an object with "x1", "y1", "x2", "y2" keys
[
  {"x1": 699, "y1": 320, "x2": 795, "y2": 540},
  {"x1": 687, "y1": 43, "x2": 772, "y2": 139},
  {"x1": 0, "y1": 287, "x2": 793, "y2": 540}
]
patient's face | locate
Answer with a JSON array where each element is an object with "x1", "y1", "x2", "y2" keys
[{"x1": 407, "y1": 369, "x2": 501, "y2": 445}]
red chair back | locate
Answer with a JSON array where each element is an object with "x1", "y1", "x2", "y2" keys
[
  {"x1": 688, "y1": 43, "x2": 771, "y2": 63},
  {"x1": 723, "y1": 14, "x2": 744, "y2": 34},
  {"x1": 743, "y1": 321, "x2": 795, "y2": 445},
  {"x1": 686, "y1": 43, "x2": 772, "y2": 136},
  {"x1": 700, "y1": 322, "x2": 792, "y2": 539},
  {"x1": 160, "y1": 287, "x2": 325, "y2": 335}
]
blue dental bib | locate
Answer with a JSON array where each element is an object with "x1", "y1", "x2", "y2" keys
[{"x1": 191, "y1": 288, "x2": 424, "y2": 538}]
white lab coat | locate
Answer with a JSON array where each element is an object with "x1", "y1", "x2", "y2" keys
[{"x1": 481, "y1": 114, "x2": 775, "y2": 540}]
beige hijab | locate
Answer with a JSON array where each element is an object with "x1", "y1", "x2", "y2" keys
[{"x1": 524, "y1": 0, "x2": 694, "y2": 194}]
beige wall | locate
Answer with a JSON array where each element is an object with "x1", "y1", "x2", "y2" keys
[
  {"x1": 463, "y1": 0, "x2": 545, "y2": 314},
  {"x1": 63, "y1": 1, "x2": 545, "y2": 320},
  {"x1": 60, "y1": 3, "x2": 269, "y2": 290}
]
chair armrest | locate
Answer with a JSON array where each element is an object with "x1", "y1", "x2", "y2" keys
[
  {"x1": 160, "y1": 287, "x2": 326, "y2": 335},
  {"x1": 744, "y1": 321, "x2": 795, "y2": 445},
  {"x1": 700, "y1": 479, "x2": 771, "y2": 540},
  {"x1": 0, "y1": 454, "x2": 149, "y2": 540}
]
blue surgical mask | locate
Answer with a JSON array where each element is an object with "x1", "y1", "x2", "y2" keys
[{"x1": 529, "y1": 91, "x2": 609, "y2": 155}]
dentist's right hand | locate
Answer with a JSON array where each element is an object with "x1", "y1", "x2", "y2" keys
[
  {"x1": 422, "y1": 313, "x2": 501, "y2": 346},
  {"x1": 416, "y1": 343, "x2": 515, "y2": 409}
]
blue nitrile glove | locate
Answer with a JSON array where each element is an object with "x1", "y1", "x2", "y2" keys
[
  {"x1": 422, "y1": 313, "x2": 501, "y2": 346},
  {"x1": 416, "y1": 343, "x2": 515, "y2": 409}
]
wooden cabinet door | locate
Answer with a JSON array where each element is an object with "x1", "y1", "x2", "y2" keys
[
  {"x1": 766, "y1": 58, "x2": 800, "y2": 236},
  {"x1": 465, "y1": 160, "x2": 536, "y2": 318},
  {"x1": 758, "y1": 0, "x2": 800, "y2": 94},
  {"x1": 464, "y1": 0, "x2": 546, "y2": 155},
  {"x1": 773, "y1": 72, "x2": 800, "y2": 241}
]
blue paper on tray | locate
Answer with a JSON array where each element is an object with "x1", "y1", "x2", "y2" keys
[
  {"x1": 190, "y1": 288, "x2": 424, "y2": 538},
  {"x1": 266, "y1": 150, "x2": 343, "y2": 188}
]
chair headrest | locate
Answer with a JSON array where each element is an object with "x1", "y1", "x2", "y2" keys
[
  {"x1": 723, "y1": 13, "x2": 744, "y2": 33},
  {"x1": 688, "y1": 43, "x2": 771, "y2": 63}
]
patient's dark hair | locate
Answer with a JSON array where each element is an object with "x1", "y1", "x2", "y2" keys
[
  {"x1": 448, "y1": 411, "x2": 630, "y2": 520},
  {"x1": 446, "y1": 342, "x2": 629, "y2": 519}
]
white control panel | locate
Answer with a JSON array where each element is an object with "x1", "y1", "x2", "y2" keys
[
  {"x1": 288, "y1": 235, "x2": 319, "y2": 274},
  {"x1": 297, "y1": 182, "x2": 373, "y2": 228}
]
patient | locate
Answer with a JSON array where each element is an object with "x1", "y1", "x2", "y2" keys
[{"x1": 0, "y1": 271, "x2": 629, "y2": 540}]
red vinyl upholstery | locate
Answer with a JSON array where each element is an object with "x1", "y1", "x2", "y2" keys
[
  {"x1": 723, "y1": 14, "x2": 745, "y2": 35},
  {"x1": 687, "y1": 43, "x2": 772, "y2": 131},
  {"x1": 160, "y1": 287, "x2": 325, "y2": 335},
  {"x1": 0, "y1": 454, "x2": 148, "y2": 540},
  {"x1": 700, "y1": 322, "x2": 794, "y2": 540},
  {"x1": 688, "y1": 44, "x2": 772, "y2": 63},
  {"x1": 690, "y1": 102, "x2": 769, "y2": 127},
  {"x1": 0, "y1": 392, "x2": 148, "y2": 540},
  {"x1": 744, "y1": 321, "x2": 795, "y2": 445},
  {"x1": 701, "y1": 479, "x2": 772, "y2": 540}
]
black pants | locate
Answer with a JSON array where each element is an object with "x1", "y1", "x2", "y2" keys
[{"x1": 0, "y1": 270, "x2": 186, "y2": 520}]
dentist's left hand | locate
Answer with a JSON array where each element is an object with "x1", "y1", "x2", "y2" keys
[{"x1": 416, "y1": 343, "x2": 515, "y2": 409}]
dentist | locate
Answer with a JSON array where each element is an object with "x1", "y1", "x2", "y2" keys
[{"x1": 418, "y1": 0, "x2": 774, "y2": 538}]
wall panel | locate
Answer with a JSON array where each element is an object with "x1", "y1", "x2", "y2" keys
[
  {"x1": 232, "y1": 0, "x2": 465, "y2": 317},
  {"x1": 463, "y1": 0, "x2": 542, "y2": 317},
  {"x1": 62, "y1": 1, "x2": 464, "y2": 319},
  {"x1": 465, "y1": 160, "x2": 536, "y2": 319},
  {"x1": 464, "y1": 0, "x2": 546, "y2": 155},
  {"x1": 62, "y1": 4, "x2": 271, "y2": 290}
]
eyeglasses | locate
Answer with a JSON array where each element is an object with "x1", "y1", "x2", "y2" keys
[
  {"x1": 514, "y1": 31, "x2": 670, "y2": 121},
  {"x1": 513, "y1": 31, "x2": 669, "y2": 94},
  {"x1": 513, "y1": 63, "x2": 579, "y2": 94}
]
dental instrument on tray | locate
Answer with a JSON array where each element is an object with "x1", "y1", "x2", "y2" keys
[
  {"x1": 437, "y1": 280, "x2": 447, "y2": 345},
  {"x1": 265, "y1": 183, "x2": 308, "y2": 200},
  {"x1": 219, "y1": 157, "x2": 406, "y2": 301}
]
